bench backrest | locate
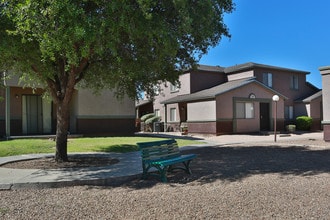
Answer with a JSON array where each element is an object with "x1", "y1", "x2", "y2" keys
[{"x1": 137, "y1": 139, "x2": 180, "y2": 162}]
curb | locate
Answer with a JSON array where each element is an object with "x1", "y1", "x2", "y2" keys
[{"x1": 1, "y1": 174, "x2": 141, "y2": 190}]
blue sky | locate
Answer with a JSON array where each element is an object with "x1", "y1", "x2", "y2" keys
[{"x1": 199, "y1": 0, "x2": 329, "y2": 89}]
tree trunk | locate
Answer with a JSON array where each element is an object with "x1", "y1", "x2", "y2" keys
[{"x1": 55, "y1": 100, "x2": 70, "y2": 162}]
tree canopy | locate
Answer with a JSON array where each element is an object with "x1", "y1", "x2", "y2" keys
[
  {"x1": 0, "y1": 0, "x2": 234, "y2": 161},
  {"x1": 1, "y1": 0, "x2": 233, "y2": 96}
]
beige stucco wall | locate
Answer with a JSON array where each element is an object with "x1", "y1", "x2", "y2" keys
[
  {"x1": 3, "y1": 72, "x2": 44, "y2": 88},
  {"x1": 227, "y1": 70, "x2": 254, "y2": 81},
  {"x1": 2, "y1": 73, "x2": 21, "y2": 87},
  {"x1": 310, "y1": 96, "x2": 322, "y2": 119},
  {"x1": 187, "y1": 101, "x2": 216, "y2": 122},
  {"x1": 75, "y1": 89, "x2": 135, "y2": 117},
  {"x1": 153, "y1": 73, "x2": 191, "y2": 122}
]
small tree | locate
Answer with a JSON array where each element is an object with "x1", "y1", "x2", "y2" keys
[{"x1": 0, "y1": 1, "x2": 234, "y2": 162}]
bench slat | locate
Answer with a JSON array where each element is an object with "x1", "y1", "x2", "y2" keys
[{"x1": 150, "y1": 154, "x2": 196, "y2": 166}]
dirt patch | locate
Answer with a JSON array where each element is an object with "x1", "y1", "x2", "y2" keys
[{"x1": 1, "y1": 155, "x2": 119, "y2": 169}]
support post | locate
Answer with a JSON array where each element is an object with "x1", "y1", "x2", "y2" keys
[
  {"x1": 5, "y1": 83, "x2": 10, "y2": 137},
  {"x1": 319, "y1": 66, "x2": 330, "y2": 141},
  {"x1": 272, "y1": 95, "x2": 279, "y2": 142},
  {"x1": 164, "y1": 104, "x2": 167, "y2": 132}
]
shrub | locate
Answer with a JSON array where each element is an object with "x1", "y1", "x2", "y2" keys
[
  {"x1": 140, "y1": 113, "x2": 155, "y2": 122},
  {"x1": 145, "y1": 116, "x2": 161, "y2": 125},
  {"x1": 140, "y1": 113, "x2": 161, "y2": 132},
  {"x1": 296, "y1": 116, "x2": 312, "y2": 131}
]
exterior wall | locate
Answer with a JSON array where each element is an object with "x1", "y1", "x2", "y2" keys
[
  {"x1": 253, "y1": 67, "x2": 318, "y2": 112},
  {"x1": 153, "y1": 73, "x2": 191, "y2": 124},
  {"x1": 190, "y1": 71, "x2": 226, "y2": 93},
  {"x1": 295, "y1": 103, "x2": 308, "y2": 117},
  {"x1": 187, "y1": 101, "x2": 216, "y2": 134},
  {"x1": 1, "y1": 73, "x2": 135, "y2": 136},
  {"x1": 153, "y1": 70, "x2": 225, "y2": 127},
  {"x1": 0, "y1": 86, "x2": 46, "y2": 136},
  {"x1": 216, "y1": 83, "x2": 285, "y2": 134},
  {"x1": 187, "y1": 101, "x2": 216, "y2": 121},
  {"x1": 295, "y1": 99, "x2": 322, "y2": 131},
  {"x1": 177, "y1": 73, "x2": 191, "y2": 95},
  {"x1": 188, "y1": 121, "x2": 217, "y2": 134},
  {"x1": 310, "y1": 96, "x2": 323, "y2": 131},
  {"x1": 235, "y1": 99, "x2": 260, "y2": 133},
  {"x1": 320, "y1": 66, "x2": 330, "y2": 140},
  {"x1": 227, "y1": 70, "x2": 254, "y2": 81},
  {"x1": 164, "y1": 103, "x2": 180, "y2": 132},
  {"x1": 74, "y1": 89, "x2": 135, "y2": 135}
]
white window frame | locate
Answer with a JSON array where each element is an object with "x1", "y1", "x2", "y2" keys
[
  {"x1": 169, "y1": 108, "x2": 176, "y2": 122},
  {"x1": 154, "y1": 109, "x2": 160, "y2": 117},
  {"x1": 263, "y1": 73, "x2": 273, "y2": 87},
  {"x1": 236, "y1": 102, "x2": 254, "y2": 119}
]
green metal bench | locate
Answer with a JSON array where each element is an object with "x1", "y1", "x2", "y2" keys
[{"x1": 137, "y1": 139, "x2": 196, "y2": 182}]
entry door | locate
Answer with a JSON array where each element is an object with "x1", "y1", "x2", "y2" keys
[
  {"x1": 22, "y1": 95, "x2": 43, "y2": 134},
  {"x1": 259, "y1": 103, "x2": 270, "y2": 131}
]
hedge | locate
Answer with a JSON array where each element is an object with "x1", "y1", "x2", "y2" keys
[{"x1": 296, "y1": 116, "x2": 312, "y2": 131}]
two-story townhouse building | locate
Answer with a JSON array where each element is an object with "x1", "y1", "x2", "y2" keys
[
  {"x1": 1, "y1": 73, "x2": 136, "y2": 137},
  {"x1": 137, "y1": 62, "x2": 321, "y2": 135},
  {"x1": 224, "y1": 63, "x2": 320, "y2": 128},
  {"x1": 152, "y1": 65, "x2": 226, "y2": 131}
]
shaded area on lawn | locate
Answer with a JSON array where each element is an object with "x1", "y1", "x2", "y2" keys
[{"x1": 122, "y1": 145, "x2": 330, "y2": 188}]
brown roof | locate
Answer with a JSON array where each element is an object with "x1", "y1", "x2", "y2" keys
[
  {"x1": 135, "y1": 99, "x2": 152, "y2": 107},
  {"x1": 184, "y1": 64, "x2": 225, "y2": 73},
  {"x1": 224, "y1": 62, "x2": 310, "y2": 75},
  {"x1": 302, "y1": 90, "x2": 322, "y2": 102}
]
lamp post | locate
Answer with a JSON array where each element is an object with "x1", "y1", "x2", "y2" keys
[{"x1": 272, "y1": 95, "x2": 279, "y2": 142}]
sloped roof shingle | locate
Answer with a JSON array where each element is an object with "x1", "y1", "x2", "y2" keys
[
  {"x1": 302, "y1": 90, "x2": 322, "y2": 103},
  {"x1": 224, "y1": 62, "x2": 310, "y2": 75}
]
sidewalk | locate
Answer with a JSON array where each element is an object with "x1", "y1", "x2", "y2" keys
[
  {"x1": 0, "y1": 132, "x2": 327, "y2": 190},
  {"x1": 0, "y1": 152, "x2": 143, "y2": 190},
  {"x1": 203, "y1": 131, "x2": 325, "y2": 146}
]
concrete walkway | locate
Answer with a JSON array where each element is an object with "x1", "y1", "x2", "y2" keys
[
  {"x1": 0, "y1": 152, "x2": 143, "y2": 190},
  {"x1": 0, "y1": 132, "x2": 327, "y2": 190}
]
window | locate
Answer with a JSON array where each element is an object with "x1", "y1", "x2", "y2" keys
[
  {"x1": 170, "y1": 83, "x2": 179, "y2": 93},
  {"x1": 170, "y1": 108, "x2": 176, "y2": 121},
  {"x1": 263, "y1": 73, "x2": 272, "y2": 87},
  {"x1": 285, "y1": 106, "x2": 294, "y2": 119},
  {"x1": 236, "y1": 102, "x2": 254, "y2": 119},
  {"x1": 154, "y1": 109, "x2": 160, "y2": 117},
  {"x1": 290, "y1": 75, "x2": 299, "y2": 90}
]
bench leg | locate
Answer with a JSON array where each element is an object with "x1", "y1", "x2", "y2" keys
[
  {"x1": 183, "y1": 160, "x2": 192, "y2": 174},
  {"x1": 141, "y1": 162, "x2": 151, "y2": 180},
  {"x1": 154, "y1": 165, "x2": 169, "y2": 183}
]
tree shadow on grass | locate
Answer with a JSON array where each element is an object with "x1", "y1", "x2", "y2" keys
[
  {"x1": 96, "y1": 144, "x2": 138, "y2": 153},
  {"x1": 122, "y1": 145, "x2": 330, "y2": 189}
]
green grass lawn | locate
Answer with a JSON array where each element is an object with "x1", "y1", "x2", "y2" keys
[{"x1": 0, "y1": 136, "x2": 203, "y2": 157}]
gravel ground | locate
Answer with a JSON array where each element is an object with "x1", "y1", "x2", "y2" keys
[{"x1": 0, "y1": 138, "x2": 329, "y2": 219}]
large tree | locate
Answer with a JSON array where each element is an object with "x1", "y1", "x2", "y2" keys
[{"x1": 0, "y1": 0, "x2": 233, "y2": 162}]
